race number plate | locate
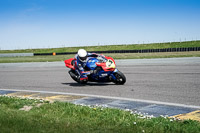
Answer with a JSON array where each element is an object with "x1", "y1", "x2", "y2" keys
[{"x1": 106, "y1": 59, "x2": 115, "y2": 68}]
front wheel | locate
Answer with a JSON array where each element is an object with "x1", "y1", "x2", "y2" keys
[{"x1": 113, "y1": 71, "x2": 126, "y2": 85}]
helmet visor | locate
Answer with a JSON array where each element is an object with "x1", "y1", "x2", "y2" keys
[{"x1": 79, "y1": 56, "x2": 87, "y2": 62}]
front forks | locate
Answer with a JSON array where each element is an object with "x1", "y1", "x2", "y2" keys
[{"x1": 110, "y1": 68, "x2": 119, "y2": 81}]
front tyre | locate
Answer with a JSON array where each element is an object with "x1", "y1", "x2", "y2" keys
[{"x1": 113, "y1": 71, "x2": 126, "y2": 85}]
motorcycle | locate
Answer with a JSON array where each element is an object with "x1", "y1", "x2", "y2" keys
[{"x1": 64, "y1": 56, "x2": 126, "y2": 85}]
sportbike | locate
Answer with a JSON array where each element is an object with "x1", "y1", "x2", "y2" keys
[{"x1": 64, "y1": 56, "x2": 126, "y2": 85}]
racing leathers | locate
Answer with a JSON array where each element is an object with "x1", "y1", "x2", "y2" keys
[{"x1": 74, "y1": 53, "x2": 106, "y2": 82}]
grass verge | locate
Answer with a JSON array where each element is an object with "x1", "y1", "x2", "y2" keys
[
  {"x1": 0, "y1": 41, "x2": 200, "y2": 54},
  {"x1": 0, "y1": 96, "x2": 200, "y2": 133},
  {"x1": 0, "y1": 51, "x2": 200, "y2": 63}
]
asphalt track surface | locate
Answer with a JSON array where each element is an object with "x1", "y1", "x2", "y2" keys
[{"x1": 0, "y1": 57, "x2": 200, "y2": 107}]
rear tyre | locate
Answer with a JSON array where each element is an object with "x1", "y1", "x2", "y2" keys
[
  {"x1": 69, "y1": 70, "x2": 79, "y2": 83},
  {"x1": 113, "y1": 71, "x2": 126, "y2": 85},
  {"x1": 69, "y1": 70, "x2": 88, "y2": 84}
]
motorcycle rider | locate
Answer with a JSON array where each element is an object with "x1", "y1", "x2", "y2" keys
[{"x1": 74, "y1": 49, "x2": 106, "y2": 83}]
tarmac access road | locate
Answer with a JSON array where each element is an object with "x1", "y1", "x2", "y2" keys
[{"x1": 0, "y1": 57, "x2": 200, "y2": 107}]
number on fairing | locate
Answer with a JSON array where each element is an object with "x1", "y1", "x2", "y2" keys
[{"x1": 106, "y1": 59, "x2": 115, "y2": 68}]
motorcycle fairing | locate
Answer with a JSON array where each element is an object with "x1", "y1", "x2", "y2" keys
[
  {"x1": 86, "y1": 57, "x2": 98, "y2": 70},
  {"x1": 95, "y1": 56, "x2": 116, "y2": 72},
  {"x1": 64, "y1": 56, "x2": 124, "y2": 83},
  {"x1": 64, "y1": 58, "x2": 75, "y2": 69}
]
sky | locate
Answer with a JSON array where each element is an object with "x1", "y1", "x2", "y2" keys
[{"x1": 0, "y1": 0, "x2": 200, "y2": 50}]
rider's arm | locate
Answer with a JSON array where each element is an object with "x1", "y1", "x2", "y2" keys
[
  {"x1": 88, "y1": 53, "x2": 107, "y2": 62},
  {"x1": 87, "y1": 53, "x2": 98, "y2": 58}
]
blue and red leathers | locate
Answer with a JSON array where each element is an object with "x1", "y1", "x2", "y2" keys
[{"x1": 74, "y1": 53, "x2": 105, "y2": 82}]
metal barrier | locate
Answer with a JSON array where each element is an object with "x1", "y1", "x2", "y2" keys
[{"x1": 33, "y1": 47, "x2": 200, "y2": 56}]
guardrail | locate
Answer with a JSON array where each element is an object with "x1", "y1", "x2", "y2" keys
[{"x1": 34, "y1": 47, "x2": 200, "y2": 56}]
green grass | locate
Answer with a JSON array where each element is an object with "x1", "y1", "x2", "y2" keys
[
  {"x1": 0, "y1": 51, "x2": 200, "y2": 63},
  {"x1": 0, "y1": 96, "x2": 199, "y2": 133},
  {"x1": 0, "y1": 41, "x2": 200, "y2": 54},
  {"x1": 0, "y1": 54, "x2": 74, "y2": 63},
  {"x1": 1, "y1": 41, "x2": 200, "y2": 63}
]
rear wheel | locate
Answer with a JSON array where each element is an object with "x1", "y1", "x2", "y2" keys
[
  {"x1": 69, "y1": 70, "x2": 88, "y2": 84},
  {"x1": 113, "y1": 71, "x2": 126, "y2": 85},
  {"x1": 69, "y1": 70, "x2": 79, "y2": 83}
]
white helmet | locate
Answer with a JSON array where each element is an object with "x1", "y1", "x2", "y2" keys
[{"x1": 78, "y1": 49, "x2": 87, "y2": 62}]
